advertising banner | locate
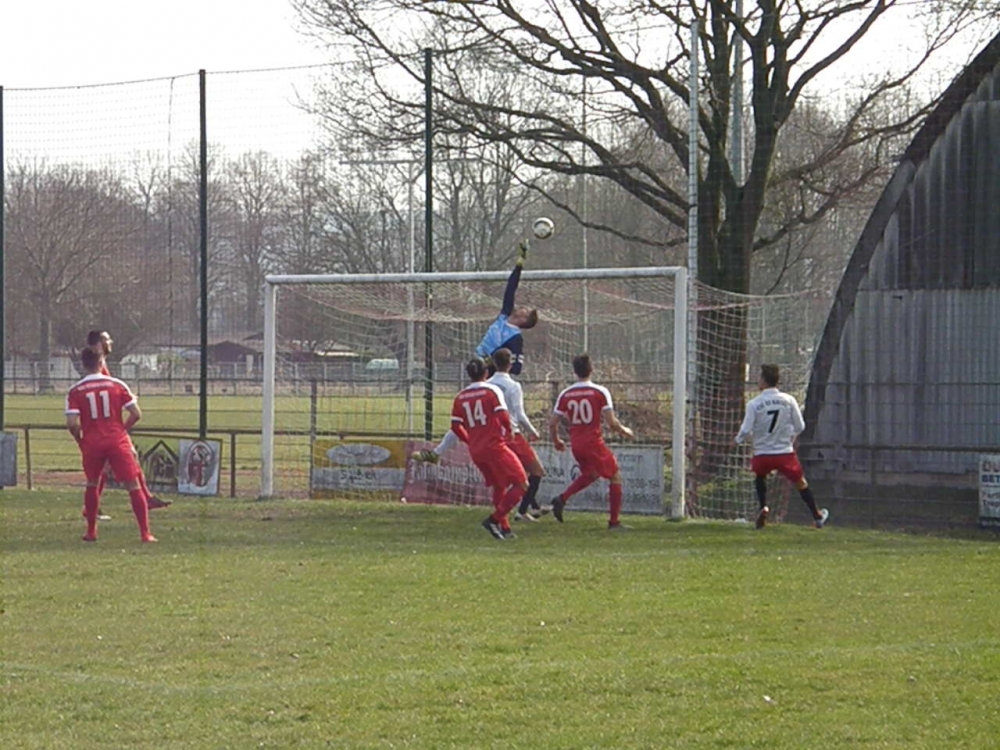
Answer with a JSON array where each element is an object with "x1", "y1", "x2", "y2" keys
[
  {"x1": 311, "y1": 438, "x2": 409, "y2": 498},
  {"x1": 979, "y1": 454, "x2": 1000, "y2": 528}
]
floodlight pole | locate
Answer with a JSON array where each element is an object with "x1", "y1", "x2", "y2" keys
[{"x1": 423, "y1": 47, "x2": 434, "y2": 441}]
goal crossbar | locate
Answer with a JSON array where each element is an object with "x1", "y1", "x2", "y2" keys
[{"x1": 260, "y1": 266, "x2": 687, "y2": 518}]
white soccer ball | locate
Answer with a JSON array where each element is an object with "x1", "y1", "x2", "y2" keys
[{"x1": 532, "y1": 216, "x2": 555, "y2": 240}]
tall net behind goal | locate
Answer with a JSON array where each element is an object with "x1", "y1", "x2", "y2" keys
[
  {"x1": 259, "y1": 268, "x2": 822, "y2": 523},
  {"x1": 260, "y1": 268, "x2": 687, "y2": 515},
  {"x1": 687, "y1": 283, "x2": 827, "y2": 522}
]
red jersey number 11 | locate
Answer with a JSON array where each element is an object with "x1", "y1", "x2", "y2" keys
[{"x1": 86, "y1": 390, "x2": 112, "y2": 420}]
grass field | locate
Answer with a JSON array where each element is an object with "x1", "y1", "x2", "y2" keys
[{"x1": 2, "y1": 491, "x2": 998, "y2": 749}]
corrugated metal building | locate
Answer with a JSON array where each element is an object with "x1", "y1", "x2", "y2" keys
[{"x1": 801, "y1": 35, "x2": 1000, "y2": 526}]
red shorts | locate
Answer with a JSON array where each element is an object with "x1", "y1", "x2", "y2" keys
[
  {"x1": 81, "y1": 438, "x2": 141, "y2": 484},
  {"x1": 473, "y1": 445, "x2": 528, "y2": 489},
  {"x1": 751, "y1": 452, "x2": 804, "y2": 483},
  {"x1": 509, "y1": 433, "x2": 539, "y2": 470},
  {"x1": 571, "y1": 442, "x2": 619, "y2": 480}
]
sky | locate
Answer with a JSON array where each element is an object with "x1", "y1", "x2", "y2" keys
[{"x1": 0, "y1": 0, "x2": 326, "y2": 88}]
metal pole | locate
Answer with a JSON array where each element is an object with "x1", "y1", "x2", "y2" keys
[
  {"x1": 731, "y1": 0, "x2": 744, "y2": 185},
  {"x1": 581, "y1": 77, "x2": 590, "y2": 352},
  {"x1": 198, "y1": 69, "x2": 209, "y2": 439},
  {"x1": 687, "y1": 21, "x2": 700, "y2": 511},
  {"x1": 672, "y1": 267, "x2": 688, "y2": 519},
  {"x1": 407, "y1": 161, "x2": 416, "y2": 436},
  {"x1": 0, "y1": 86, "x2": 5, "y2": 430},
  {"x1": 260, "y1": 282, "x2": 277, "y2": 498},
  {"x1": 423, "y1": 48, "x2": 434, "y2": 441}
]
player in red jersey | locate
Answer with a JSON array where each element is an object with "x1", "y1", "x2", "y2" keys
[
  {"x1": 450, "y1": 357, "x2": 529, "y2": 540},
  {"x1": 86, "y1": 330, "x2": 170, "y2": 514},
  {"x1": 66, "y1": 346, "x2": 156, "y2": 543},
  {"x1": 548, "y1": 353, "x2": 634, "y2": 529}
]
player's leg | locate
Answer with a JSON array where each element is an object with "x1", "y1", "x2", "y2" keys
[
  {"x1": 512, "y1": 437, "x2": 545, "y2": 520},
  {"x1": 80, "y1": 452, "x2": 106, "y2": 541},
  {"x1": 750, "y1": 455, "x2": 775, "y2": 528},
  {"x1": 413, "y1": 430, "x2": 459, "y2": 464},
  {"x1": 138, "y1": 469, "x2": 170, "y2": 509},
  {"x1": 478, "y1": 463, "x2": 506, "y2": 540},
  {"x1": 779, "y1": 454, "x2": 829, "y2": 528},
  {"x1": 493, "y1": 450, "x2": 527, "y2": 537},
  {"x1": 597, "y1": 451, "x2": 628, "y2": 530},
  {"x1": 109, "y1": 445, "x2": 156, "y2": 542},
  {"x1": 82, "y1": 462, "x2": 112, "y2": 521},
  {"x1": 551, "y1": 444, "x2": 604, "y2": 522}
]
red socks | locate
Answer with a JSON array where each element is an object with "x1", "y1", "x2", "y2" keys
[
  {"x1": 490, "y1": 486, "x2": 526, "y2": 530},
  {"x1": 609, "y1": 483, "x2": 623, "y2": 525},
  {"x1": 83, "y1": 486, "x2": 100, "y2": 539},
  {"x1": 138, "y1": 472, "x2": 153, "y2": 502},
  {"x1": 560, "y1": 474, "x2": 598, "y2": 503},
  {"x1": 129, "y1": 489, "x2": 152, "y2": 540}
]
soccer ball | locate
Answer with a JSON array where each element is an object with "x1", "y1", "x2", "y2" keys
[{"x1": 532, "y1": 216, "x2": 555, "y2": 240}]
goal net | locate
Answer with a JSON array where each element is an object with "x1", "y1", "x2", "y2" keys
[
  {"x1": 260, "y1": 267, "x2": 687, "y2": 516},
  {"x1": 259, "y1": 267, "x2": 821, "y2": 522}
]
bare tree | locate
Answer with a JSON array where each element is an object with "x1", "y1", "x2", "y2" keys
[
  {"x1": 293, "y1": 0, "x2": 994, "y2": 475},
  {"x1": 294, "y1": 0, "x2": 991, "y2": 290},
  {"x1": 5, "y1": 163, "x2": 144, "y2": 389}
]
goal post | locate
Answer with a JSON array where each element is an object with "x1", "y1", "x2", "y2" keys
[{"x1": 260, "y1": 266, "x2": 688, "y2": 517}]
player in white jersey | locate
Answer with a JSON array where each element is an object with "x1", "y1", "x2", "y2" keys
[
  {"x1": 486, "y1": 348, "x2": 547, "y2": 521},
  {"x1": 413, "y1": 348, "x2": 548, "y2": 520},
  {"x1": 735, "y1": 364, "x2": 829, "y2": 529}
]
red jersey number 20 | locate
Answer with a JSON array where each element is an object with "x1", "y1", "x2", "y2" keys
[{"x1": 566, "y1": 398, "x2": 594, "y2": 425}]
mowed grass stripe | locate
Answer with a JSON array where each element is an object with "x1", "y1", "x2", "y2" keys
[{"x1": 1, "y1": 492, "x2": 998, "y2": 749}]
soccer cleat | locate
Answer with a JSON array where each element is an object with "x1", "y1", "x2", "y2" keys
[
  {"x1": 501, "y1": 528, "x2": 517, "y2": 540},
  {"x1": 411, "y1": 449, "x2": 440, "y2": 464},
  {"x1": 755, "y1": 505, "x2": 770, "y2": 529},
  {"x1": 147, "y1": 496, "x2": 171, "y2": 510},
  {"x1": 513, "y1": 511, "x2": 538, "y2": 522},
  {"x1": 608, "y1": 522, "x2": 633, "y2": 532},
  {"x1": 814, "y1": 508, "x2": 830, "y2": 529},
  {"x1": 81, "y1": 534, "x2": 97, "y2": 543},
  {"x1": 141, "y1": 534, "x2": 158, "y2": 543},
  {"x1": 551, "y1": 497, "x2": 566, "y2": 523},
  {"x1": 97, "y1": 512, "x2": 112, "y2": 521},
  {"x1": 481, "y1": 517, "x2": 506, "y2": 540},
  {"x1": 535, "y1": 504, "x2": 552, "y2": 517}
]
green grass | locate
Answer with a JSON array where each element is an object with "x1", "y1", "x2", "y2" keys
[{"x1": 2, "y1": 491, "x2": 998, "y2": 749}]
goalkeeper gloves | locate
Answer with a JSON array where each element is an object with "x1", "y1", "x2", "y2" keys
[
  {"x1": 412, "y1": 449, "x2": 440, "y2": 464},
  {"x1": 515, "y1": 241, "x2": 529, "y2": 267}
]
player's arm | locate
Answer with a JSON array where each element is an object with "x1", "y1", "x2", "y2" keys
[
  {"x1": 123, "y1": 402, "x2": 142, "y2": 432},
  {"x1": 496, "y1": 406, "x2": 514, "y2": 440},
  {"x1": 734, "y1": 401, "x2": 755, "y2": 445},
  {"x1": 66, "y1": 413, "x2": 82, "y2": 442},
  {"x1": 500, "y1": 244, "x2": 527, "y2": 316},
  {"x1": 449, "y1": 418, "x2": 470, "y2": 444},
  {"x1": 603, "y1": 408, "x2": 634, "y2": 439},
  {"x1": 511, "y1": 385, "x2": 540, "y2": 439},
  {"x1": 504, "y1": 335, "x2": 525, "y2": 376},
  {"x1": 548, "y1": 410, "x2": 566, "y2": 451}
]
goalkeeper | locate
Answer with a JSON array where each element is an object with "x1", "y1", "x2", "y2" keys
[
  {"x1": 413, "y1": 244, "x2": 539, "y2": 465},
  {"x1": 475, "y1": 241, "x2": 538, "y2": 377}
]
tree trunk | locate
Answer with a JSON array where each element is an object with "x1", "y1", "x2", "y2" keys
[{"x1": 691, "y1": 232, "x2": 751, "y2": 504}]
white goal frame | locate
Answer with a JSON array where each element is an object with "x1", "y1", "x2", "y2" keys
[{"x1": 260, "y1": 266, "x2": 688, "y2": 517}]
